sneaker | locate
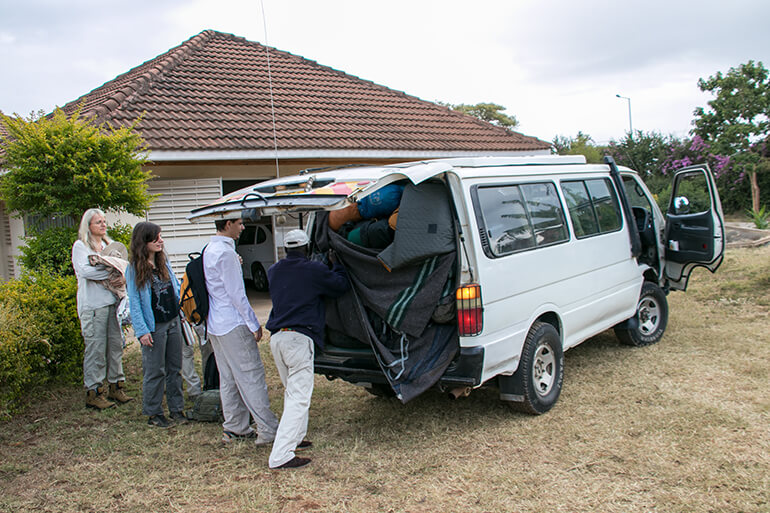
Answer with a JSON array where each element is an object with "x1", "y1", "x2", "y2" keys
[
  {"x1": 148, "y1": 414, "x2": 170, "y2": 428},
  {"x1": 222, "y1": 430, "x2": 257, "y2": 443},
  {"x1": 169, "y1": 411, "x2": 189, "y2": 425},
  {"x1": 270, "y1": 456, "x2": 311, "y2": 470}
]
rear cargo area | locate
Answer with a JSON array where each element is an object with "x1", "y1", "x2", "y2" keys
[{"x1": 312, "y1": 180, "x2": 460, "y2": 402}]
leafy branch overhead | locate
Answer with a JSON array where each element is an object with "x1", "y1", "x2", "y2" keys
[
  {"x1": 0, "y1": 107, "x2": 156, "y2": 219},
  {"x1": 440, "y1": 102, "x2": 519, "y2": 129}
]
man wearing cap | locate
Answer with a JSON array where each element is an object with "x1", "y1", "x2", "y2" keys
[
  {"x1": 266, "y1": 229, "x2": 349, "y2": 469},
  {"x1": 204, "y1": 217, "x2": 279, "y2": 445}
]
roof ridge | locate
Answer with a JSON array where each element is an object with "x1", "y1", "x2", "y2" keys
[
  {"x1": 246, "y1": 40, "x2": 545, "y2": 145},
  {"x1": 65, "y1": 30, "x2": 218, "y2": 122}
]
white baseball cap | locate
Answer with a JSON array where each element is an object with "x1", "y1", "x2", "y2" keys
[{"x1": 284, "y1": 229, "x2": 310, "y2": 248}]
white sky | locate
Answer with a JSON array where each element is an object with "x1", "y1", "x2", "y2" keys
[{"x1": 1, "y1": 0, "x2": 768, "y2": 145}]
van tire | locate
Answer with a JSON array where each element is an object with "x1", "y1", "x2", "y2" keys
[
  {"x1": 614, "y1": 282, "x2": 668, "y2": 347},
  {"x1": 251, "y1": 263, "x2": 269, "y2": 291},
  {"x1": 504, "y1": 321, "x2": 564, "y2": 415}
]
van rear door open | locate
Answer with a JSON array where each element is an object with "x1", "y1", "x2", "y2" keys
[{"x1": 664, "y1": 165, "x2": 725, "y2": 291}]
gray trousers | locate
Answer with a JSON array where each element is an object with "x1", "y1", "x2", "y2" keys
[
  {"x1": 182, "y1": 342, "x2": 202, "y2": 396},
  {"x1": 180, "y1": 317, "x2": 202, "y2": 396},
  {"x1": 81, "y1": 304, "x2": 124, "y2": 390},
  {"x1": 141, "y1": 317, "x2": 184, "y2": 417},
  {"x1": 209, "y1": 324, "x2": 279, "y2": 438}
]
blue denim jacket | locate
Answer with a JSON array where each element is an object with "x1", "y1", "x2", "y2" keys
[{"x1": 125, "y1": 260, "x2": 180, "y2": 338}]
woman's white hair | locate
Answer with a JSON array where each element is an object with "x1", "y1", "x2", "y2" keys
[{"x1": 78, "y1": 208, "x2": 112, "y2": 250}]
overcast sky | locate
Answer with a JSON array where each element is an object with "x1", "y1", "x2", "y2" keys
[{"x1": 1, "y1": 0, "x2": 768, "y2": 145}]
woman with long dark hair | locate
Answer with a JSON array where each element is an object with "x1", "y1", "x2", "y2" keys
[{"x1": 126, "y1": 222, "x2": 186, "y2": 427}]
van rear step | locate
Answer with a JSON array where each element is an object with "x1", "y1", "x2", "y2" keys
[{"x1": 314, "y1": 345, "x2": 484, "y2": 389}]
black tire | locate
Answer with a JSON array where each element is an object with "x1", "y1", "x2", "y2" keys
[
  {"x1": 614, "y1": 282, "x2": 668, "y2": 347},
  {"x1": 506, "y1": 322, "x2": 564, "y2": 415},
  {"x1": 251, "y1": 263, "x2": 269, "y2": 292},
  {"x1": 365, "y1": 383, "x2": 396, "y2": 398}
]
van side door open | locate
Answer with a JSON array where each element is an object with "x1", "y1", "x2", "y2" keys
[{"x1": 664, "y1": 165, "x2": 725, "y2": 291}]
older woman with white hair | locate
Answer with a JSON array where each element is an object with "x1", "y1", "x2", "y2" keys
[{"x1": 72, "y1": 208, "x2": 133, "y2": 410}]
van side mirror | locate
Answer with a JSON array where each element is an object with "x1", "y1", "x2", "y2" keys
[{"x1": 673, "y1": 196, "x2": 690, "y2": 215}]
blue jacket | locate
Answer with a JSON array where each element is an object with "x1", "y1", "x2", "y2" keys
[
  {"x1": 126, "y1": 260, "x2": 180, "y2": 338},
  {"x1": 265, "y1": 252, "x2": 349, "y2": 349}
]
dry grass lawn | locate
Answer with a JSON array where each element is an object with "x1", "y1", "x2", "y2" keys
[{"x1": 1, "y1": 247, "x2": 769, "y2": 512}]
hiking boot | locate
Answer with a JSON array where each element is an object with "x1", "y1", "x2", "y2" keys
[
  {"x1": 169, "y1": 411, "x2": 190, "y2": 425},
  {"x1": 148, "y1": 414, "x2": 170, "y2": 428},
  {"x1": 108, "y1": 381, "x2": 134, "y2": 404},
  {"x1": 86, "y1": 387, "x2": 116, "y2": 410}
]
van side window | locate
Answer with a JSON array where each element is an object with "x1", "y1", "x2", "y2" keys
[
  {"x1": 561, "y1": 178, "x2": 622, "y2": 238},
  {"x1": 476, "y1": 182, "x2": 568, "y2": 257},
  {"x1": 238, "y1": 225, "x2": 256, "y2": 246}
]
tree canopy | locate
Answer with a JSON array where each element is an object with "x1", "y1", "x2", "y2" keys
[
  {"x1": 0, "y1": 108, "x2": 154, "y2": 219},
  {"x1": 443, "y1": 102, "x2": 519, "y2": 129},
  {"x1": 693, "y1": 60, "x2": 770, "y2": 211}
]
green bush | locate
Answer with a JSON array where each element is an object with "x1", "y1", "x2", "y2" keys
[
  {"x1": 0, "y1": 270, "x2": 81, "y2": 416},
  {"x1": 0, "y1": 302, "x2": 47, "y2": 417},
  {"x1": 19, "y1": 222, "x2": 134, "y2": 275},
  {"x1": 19, "y1": 225, "x2": 78, "y2": 275}
]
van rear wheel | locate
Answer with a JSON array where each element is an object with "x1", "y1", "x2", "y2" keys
[
  {"x1": 503, "y1": 321, "x2": 564, "y2": 415},
  {"x1": 614, "y1": 282, "x2": 668, "y2": 347}
]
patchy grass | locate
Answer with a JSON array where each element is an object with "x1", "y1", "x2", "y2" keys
[{"x1": 1, "y1": 246, "x2": 769, "y2": 512}]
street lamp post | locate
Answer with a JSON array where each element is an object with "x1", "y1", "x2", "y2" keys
[{"x1": 616, "y1": 94, "x2": 633, "y2": 137}]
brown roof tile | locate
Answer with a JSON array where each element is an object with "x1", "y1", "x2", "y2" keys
[{"x1": 61, "y1": 30, "x2": 550, "y2": 153}]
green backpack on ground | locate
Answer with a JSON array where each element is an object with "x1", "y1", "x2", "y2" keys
[{"x1": 191, "y1": 389, "x2": 223, "y2": 422}]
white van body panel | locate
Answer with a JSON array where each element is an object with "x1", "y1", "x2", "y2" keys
[
  {"x1": 452, "y1": 166, "x2": 643, "y2": 384},
  {"x1": 188, "y1": 155, "x2": 725, "y2": 411}
]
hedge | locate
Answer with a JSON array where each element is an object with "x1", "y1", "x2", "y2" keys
[{"x1": 0, "y1": 270, "x2": 81, "y2": 417}]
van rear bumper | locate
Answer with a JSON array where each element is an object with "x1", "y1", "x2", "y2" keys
[{"x1": 314, "y1": 345, "x2": 484, "y2": 389}]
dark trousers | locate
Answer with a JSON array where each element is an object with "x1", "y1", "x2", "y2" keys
[{"x1": 141, "y1": 317, "x2": 184, "y2": 417}]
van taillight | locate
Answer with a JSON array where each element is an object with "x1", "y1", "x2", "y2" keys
[{"x1": 456, "y1": 284, "x2": 483, "y2": 336}]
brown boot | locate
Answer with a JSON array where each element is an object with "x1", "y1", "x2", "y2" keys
[
  {"x1": 86, "y1": 387, "x2": 116, "y2": 410},
  {"x1": 108, "y1": 381, "x2": 134, "y2": 404}
]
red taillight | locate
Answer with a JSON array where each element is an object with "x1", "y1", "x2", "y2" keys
[{"x1": 456, "y1": 284, "x2": 483, "y2": 336}]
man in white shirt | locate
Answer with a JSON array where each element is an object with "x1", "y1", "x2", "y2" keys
[{"x1": 204, "y1": 216, "x2": 279, "y2": 445}]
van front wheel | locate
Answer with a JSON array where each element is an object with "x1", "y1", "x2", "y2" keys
[
  {"x1": 614, "y1": 282, "x2": 668, "y2": 347},
  {"x1": 503, "y1": 322, "x2": 564, "y2": 415}
]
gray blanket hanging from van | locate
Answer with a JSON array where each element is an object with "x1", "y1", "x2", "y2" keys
[{"x1": 315, "y1": 183, "x2": 459, "y2": 403}]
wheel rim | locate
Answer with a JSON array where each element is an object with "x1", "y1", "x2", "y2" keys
[
  {"x1": 253, "y1": 267, "x2": 267, "y2": 289},
  {"x1": 532, "y1": 343, "x2": 556, "y2": 397},
  {"x1": 637, "y1": 295, "x2": 661, "y2": 336}
]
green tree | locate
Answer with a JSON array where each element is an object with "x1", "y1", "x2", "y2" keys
[
  {"x1": 693, "y1": 60, "x2": 770, "y2": 212},
  {"x1": 0, "y1": 107, "x2": 154, "y2": 219},
  {"x1": 443, "y1": 102, "x2": 519, "y2": 129},
  {"x1": 551, "y1": 132, "x2": 606, "y2": 163}
]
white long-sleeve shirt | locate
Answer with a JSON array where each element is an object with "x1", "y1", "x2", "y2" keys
[{"x1": 203, "y1": 235, "x2": 261, "y2": 336}]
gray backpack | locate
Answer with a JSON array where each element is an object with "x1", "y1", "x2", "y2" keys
[{"x1": 191, "y1": 389, "x2": 223, "y2": 422}]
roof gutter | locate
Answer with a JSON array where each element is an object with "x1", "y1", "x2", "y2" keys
[{"x1": 147, "y1": 148, "x2": 551, "y2": 162}]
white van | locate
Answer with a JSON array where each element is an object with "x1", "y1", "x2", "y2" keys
[{"x1": 188, "y1": 155, "x2": 724, "y2": 414}]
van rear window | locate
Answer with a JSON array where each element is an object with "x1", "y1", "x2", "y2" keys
[
  {"x1": 561, "y1": 178, "x2": 622, "y2": 238},
  {"x1": 475, "y1": 182, "x2": 569, "y2": 257}
]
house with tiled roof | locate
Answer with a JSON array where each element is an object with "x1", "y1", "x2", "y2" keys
[{"x1": 1, "y1": 29, "x2": 550, "y2": 279}]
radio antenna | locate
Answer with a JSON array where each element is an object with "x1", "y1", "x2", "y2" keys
[{"x1": 260, "y1": 0, "x2": 280, "y2": 178}]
